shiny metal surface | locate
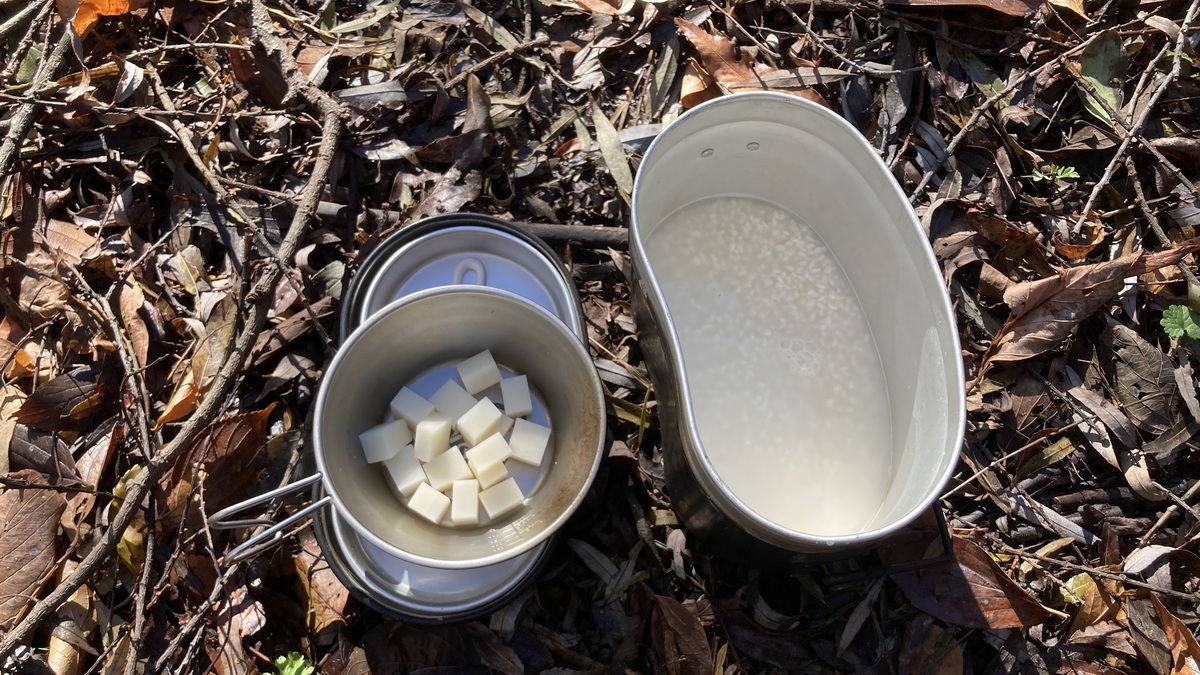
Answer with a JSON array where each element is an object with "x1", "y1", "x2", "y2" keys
[
  {"x1": 630, "y1": 92, "x2": 965, "y2": 555},
  {"x1": 314, "y1": 286, "x2": 606, "y2": 568},
  {"x1": 313, "y1": 491, "x2": 552, "y2": 622},
  {"x1": 340, "y1": 214, "x2": 584, "y2": 342}
]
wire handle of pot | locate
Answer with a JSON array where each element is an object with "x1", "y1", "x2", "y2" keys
[{"x1": 209, "y1": 473, "x2": 331, "y2": 564}]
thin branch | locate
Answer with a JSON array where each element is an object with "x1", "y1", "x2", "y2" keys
[
  {"x1": 1073, "y1": 0, "x2": 1200, "y2": 233},
  {"x1": 0, "y1": 29, "x2": 71, "y2": 182},
  {"x1": 0, "y1": 10, "x2": 346, "y2": 657}
]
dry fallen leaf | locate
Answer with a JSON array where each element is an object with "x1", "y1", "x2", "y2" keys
[
  {"x1": 675, "y1": 19, "x2": 827, "y2": 107},
  {"x1": 882, "y1": 0, "x2": 1038, "y2": 17},
  {"x1": 56, "y1": 0, "x2": 136, "y2": 36},
  {"x1": 1151, "y1": 594, "x2": 1200, "y2": 675},
  {"x1": 984, "y1": 240, "x2": 1200, "y2": 368},
  {"x1": 116, "y1": 278, "x2": 149, "y2": 368},
  {"x1": 652, "y1": 594, "x2": 713, "y2": 675},
  {"x1": 0, "y1": 469, "x2": 68, "y2": 629},
  {"x1": 911, "y1": 624, "x2": 964, "y2": 675},
  {"x1": 1067, "y1": 573, "x2": 1120, "y2": 636},
  {"x1": 161, "y1": 405, "x2": 275, "y2": 531},
  {"x1": 295, "y1": 529, "x2": 352, "y2": 646},
  {"x1": 886, "y1": 537, "x2": 1052, "y2": 630}
]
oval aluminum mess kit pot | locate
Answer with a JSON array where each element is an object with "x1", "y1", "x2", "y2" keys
[
  {"x1": 212, "y1": 92, "x2": 967, "y2": 620},
  {"x1": 212, "y1": 214, "x2": 605, "y2": 622},
  {"x1": 630, "y1": 92, "x2": 965, "y2": 560}
]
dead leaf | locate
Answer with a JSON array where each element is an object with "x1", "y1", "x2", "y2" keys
[
  {"x1": 837, "y1": 578, "x2": 884, "y2": 656},
  {"x1": 1066, "y1": 574, "x2": 1119, "y2": 636},
  {"x1": 38, "y1": 220, "x2": 98, "y2": 264},
  {"x1": 161, "y1": 405, "x2": 275, "y2": 531},
  {"x1": 157, "y1": 366, "x2": 198, "y2": 426},
  {"x1": 1048, "y1": 0, "x2": 1089, "y2": 19},
  {"x1": 56, "y1": 0, "x2": 138, "y2": 36},
  {"x1": 652, "y1": 595, "x2": 713, "y2": 675},
  {"x1": 1054, "y1": 224, "x2": 1105, "y2": 261},
  {"x1": 679, "y1": 59, "x2": 718, "y2": 109},
  {"x1": 116, "y1": 278, "x2": 149, "y2": 368},
  {"x1": 883, "y1": 0, "x2": 1037, "y2": 16},
  {"x1": 1100, "y1": 320, "x2": 1179, "y2": 434},
  {"x1": 295, "y1": 529, "x2": 351, "y2": 646},
  {"x1": 912, "y1": 624, "x2": 964, "y2": 675},
  {"x1": 47, "y1": 560, "x2": 96, "y2": 675},
  {"x1": 985, "y1": 240, "x2": 1200, "y2": 367},
  {"x1": 62, "y1": 422, "x2": 121, "y2": 537},
  {"x1": 0, "y1": 385, "x2": 26, "y2": 475},
  {"x1": 208, "y1": 584, "x2": 262, "y2": 675},
  {"x1": 15, "y1": 365, "x2": 112, "y2": 433},
  {"x1": 885, "y1": 537, "x2": 1052, "y2": 630},
  {"x1": 675, "y1": 19, "x2": 826, "y2": 106},
  {"x1": 1151, "y1": 595, "x2": 1200, "y2": 675},
  {"x1": 593, "y1": 104, "x2": 634, "y2": 200},
  {"x1": 0, "y1": 469, "x2": 68, "y2": 629}
]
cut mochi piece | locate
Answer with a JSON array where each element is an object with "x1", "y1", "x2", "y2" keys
[
  {"x1": 408, "y1": 482, "x2": 451, "y2": 524},
  {"x1": 509, "y1": 418, "x2": 552, "y2": 466},
  {"x1": 500, "y1": 375, "x2": 533, "y2": 418},
  {"x1": 457, "y1": 397, "x2": 504, "y2": 447},
  {"x1": 473, "y1": 459, "x2": 509, "y2": 489},
  {"x1": 465, "y1": 434, "x2": 512, "y2": 476},
  {"x1": 359, "y1": 419, "x2": 411, "y2": 464},
  {"x1": 430, "y1": 379, "x2": 477, "y2": 423},
  {"x1": 457, "y1": 350, "x2": 502, "y2": 395},
  {"x1": 413, "y1": 412, "x2": 453, "y2": 462},
  {"x1": 479, "y1": 478, "x2": 525, "y2": 519},
  {"x1": 390, "y1": 387, "x2": 435, "y2": 426},
  {"x1": 423, "y1": 445, "x2": 473, "y2": 492},
  {"x1": 496, "y1": 414, "x2": 514, "y2": 438},
  {"x1": 382, "y1": 445, "x2": 425, "y2": 499},
  {"x1": 450, "y1": 480, "x2": 480, "y2": 526}
]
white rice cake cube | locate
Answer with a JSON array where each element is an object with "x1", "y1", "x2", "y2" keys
[
  {"x1": 509, "y1": 418, "x2": 552, "y2": 466},
  {"x1": 414, "y1": 412, "x2": 453, "y2": 463},
  {"x1": 359, "y1": 419, "x2": 411, "y2": 464},
  {"x1": 390, "y1": 387, "x2": 435, "y2": 426},
  {"x1": 474, "y1": 459, "x2": 509, "y2": 489},
  {"x1": 465, "y1": 434, "x2": 511, "y2": 476},
  {"x1": 457, "y1": 397, "x2": 504, "y2": 447},
  {"x1": 479, "y1": 477, "x2": 525, "y2": 520},
  {"x1": 500, "y1": 375, "x2": 533, "y2": 418},
  {"x1": 450, "y1": 479, "x2": 480, "y2": 526},
  {"x1": 422, "y1": 445, "x2": 473, "y2": 492},
  {"x1": 457, "y1": 350, "x2": 502, "y2": 395},
  {"x1": 407, "y1": 482, "x2": 451, "y2": 525},
  {"x1": 496, "y1": 414, "x2": 514, "y2": 438},
  {"x1": 382, "y1": 445, "x2": 425, "y2": 499},
  {"x1": 430, "y1": 379, "x2": 477, "y2": 423}
]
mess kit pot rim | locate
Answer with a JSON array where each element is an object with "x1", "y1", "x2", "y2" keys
[
  {"x1": 629, "y1": 91, "x2": 966, "y2": 548},
  {"x1": 313, "y1": 285, "x2": 607, "y2": 569}
]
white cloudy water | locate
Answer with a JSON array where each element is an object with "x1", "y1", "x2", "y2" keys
[{"x1": 644, "y1": 197, "x2": 893, "y2": 535}]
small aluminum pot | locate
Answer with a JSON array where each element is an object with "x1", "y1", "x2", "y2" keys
[
  {"x1": 314, "y1": 286, "x2": 606, "y2": 569},
  {"x1": 630, "y1": 92, "x2": 965, "y2": 559}
]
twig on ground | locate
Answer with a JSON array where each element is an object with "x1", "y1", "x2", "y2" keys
[
  {"x1": 0, "y1": 29, "x2": 71, "y2": 182},
  {"x1": 315, "y1": 201, "x2": 630, "y2": 248},
  {"x1": 942, "y1": 416, "x2": 1096, "y2": 500},
  {"x1": 444, "y1": 36, "x2": 549, "y2": 91},
  {"x1": 999, "y1": 544, "x2": 1200, "y2": 603},
  {"x1": 0, "y1": 5, "x2": 346, "y2": 656},
  {"x1": 1140, "y1": 479, "x2": 1200, "y2": 545},
  {"x1": 1073, "y1": 0, "x2": 1200, "y2": 234}
]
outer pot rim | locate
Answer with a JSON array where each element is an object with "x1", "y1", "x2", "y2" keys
[{"x1": 313, "y1": 285, "x2": 607, "y2": 569}]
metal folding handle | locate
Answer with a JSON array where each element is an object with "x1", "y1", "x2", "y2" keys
[{"x1": 209, "y1": 473, "x2": 332, "y2": 564}]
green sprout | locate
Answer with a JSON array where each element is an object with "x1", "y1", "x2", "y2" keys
[
  {"x1": 275, "y1": 652, "x2": 314, "y2": 675},
  {"x1": 1161, "y1": 304, "x2": 1200, "y2": 339},
  {"x1": 1032, "y1": 164, "x2": 1081, "y2": 182}
]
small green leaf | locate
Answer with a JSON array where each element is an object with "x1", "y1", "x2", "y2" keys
[
  {"x1": 1161, "y1": 305, "x2": 1200, "y2": 339},
  {"x1": 1076, "y1": 30, "x2": 1127, "y2": 129},
  {"x1": 275, "y1": 652, "x2": 314, "y2": 675}
]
